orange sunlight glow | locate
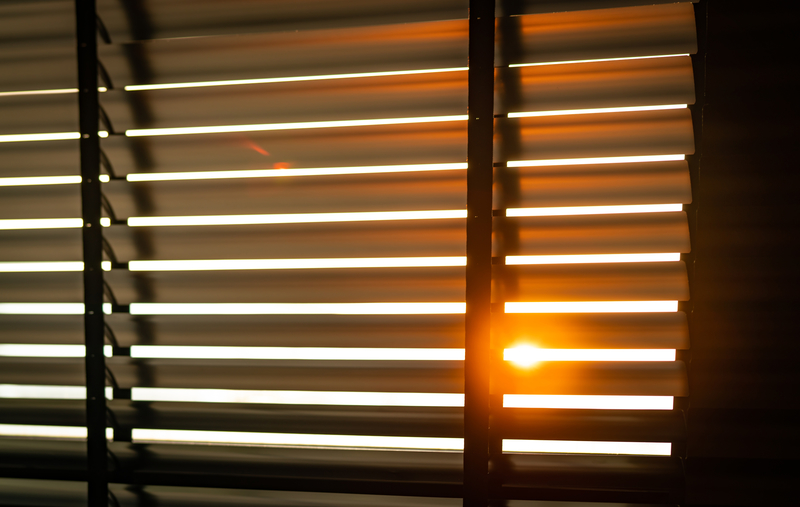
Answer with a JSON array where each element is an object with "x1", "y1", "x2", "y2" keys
[
  {"x1": 503, "y1": 346, "x2": 676, "y2": 366},
  {"x1": 503, "y1": 394, "x2": 673, "y2": 410}
]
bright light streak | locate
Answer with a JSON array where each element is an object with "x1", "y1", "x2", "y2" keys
[
  {"x1": 0, "y1": 218, "x2": 82, "y2": 230},
  {"x1": 132, "y1": 428, "x2": 462, "y2": 451},
  {"x1": 503, "y1": 346, "x2": 676, "y2": 365},
  {"x1": 503, "y1": 439, "x2": 671, "y2": 456},
  {"x1": 0, "y1": 132, "x2": 80, "y2": 143},
  {"x1": 510, "y1": 53, "x2": 690, "y2": 68},
  {"x1": 132, "y1": 388, "x2": 464, "y2": 407},
  {"x1": 130, "y1": 346, "x2": 463, "y2": 361},
  {"x1": 125, "y1": 115, "x2": 467, "y2": 138},
  {"x1": 507, "y1": 253, "x2": 680, "y2": 265},
  {"x1": 125, "y1": 162, "x2": 467, "y2": 182},
  {"x1": 0, "y1": 261, "x2": 83, "y2": 272},
  {"x1": 0, "y1": 175, "x2": 81, "y2": 186},
  {"x1": 0, "y1": 261, "x2": 110, "y2": 272},
  {"x1": 0, "y1": 425, "x2": 113, "y2": 440},
  {"x1": 124, "y1": 67, "x2": 468, "y2": 91},
  {"x1": 129, "y1": 256, "x2": 466, "y2": 271},
  {"x1": 503, "y1": 394, "x2": 673, "y2": 410},
  {"x1": 129, "y1": 302, "x2": 466, "y2": 315},
  {"x1": 127, "y1": 209, "x2": 467, "y2": 227},
  {"x1": 505, "y1": 301, "x2": 679, "y2": 313},
  {"x1": 509, "y1": 104, "x2": 686, "y2": 118},
  {"x1": 507, "y1": 154, "x2": 685, "y2": 168},
  {"x1": 0, "y1": 384, "x2": 113, "y2": 400},
  {"x1": 507, "y1": 203, "x2": 682, "y2": 217},
  {"x1": 0, "y1": 303, "x2": 113, "y2": 315},
  {"x1": 0, "y1": 87, "x2": 106, "y2": 97},
  {"x1": 0, "y1": 175, "x2": 107, "y2": 187},
  {"x1": 0, "y1": 344, "x2": 112, "y2": 358}
]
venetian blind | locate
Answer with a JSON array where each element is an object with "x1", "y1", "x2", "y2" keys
[{"x1": 0, "y1": 1, "x2": 697, "y2": 505}]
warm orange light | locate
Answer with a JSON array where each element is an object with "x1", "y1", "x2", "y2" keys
[{"x1": 504, "y1": 345, "x2": 542, "y2": 368}]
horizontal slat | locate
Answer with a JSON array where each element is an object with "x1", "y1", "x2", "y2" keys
[
  {"x1": 494, "y1": 313, "x2": 688, "y2": 349},
  {"x1": 102, "y1": 71, "x2": 467, "y2": 131},
  {"x1": 0, "y1": 1, "x2": 74, "y2": 46},
  {"x1": 106, "y1": 314, "x2": 464, "y2": 348},
  {"x1": 0, "y1": 479, "x2": 464, "y2": 507},
  {"x1": 508, "y1": 160, "x2": 691, "y2": 208},
  {"x1": 0, "y1": 478, "x2": 88, "y2": 507},
  {"x1": 0, "y1": 400, "x2": 86, "y2": 427},
  {"x1": 0, "y1": 184, "x2": 81, "y2": 220},
  {"x1": 505, "y1": 261, "x2": 689, "y2": 302},
  {"x1": 113, "y1": 441, "x2": 463, "y2": 483},
  {"x1": 1, "y1": 358, "x2": 464, "y2": 393},
  {"x1": 108, "y1": 360, "x2": 464, "y2": 393},
  {"x1": 97, "y1": 19, "x2": 467, "y2": 89},
  {"x1": 0, "y1": 358, "x2": 85, "y2": 386},
  {"x1": 0, "y1": 94, "x2": 78, "y2": 136},
  {"x1": 0, "y1": 229, "x2": 81, "y2": 262},
  {"x1": 497, "y1": 408, "x2": 685, "y2": 442},
  {"x1": 515, "y1": 3, "x2": 697, "y2": 65},
  {"x1": 510, "y1": 212, "x2": 690, "y2": 255},
  {"x1": 0, "y1": 316, "x2": 83, "y2": 345},
  {"x1": 0, "y1": 141, "x2": 79, "y2": 178},
  {"x1": 0, "y1": 439, "x2": 465, "y2": 496},
  {"x1": 0, "y1": 439, "x2": 86, "y2": 479},
  {"x1": 0, "y1": 399, "x2": 462, "y2": 438},
  {"x1": 516, "y1": 0, "x2": 697, "y2": 15},
  {"x1": 97, "y1": 0, "x2": 467, "y2": 42},
  {"x1": 509, "y1": 109, "x2": 694, "y2": 161},
  {"x1": 0, "y1": 272, "x2": 82, "y2": 302},
  {"x1": 104, "y1": 220, "x2": 466, "y2": 260},
  {"x1": 501, "y1": 454, "x2": 681, "y2": 500},
  {"x1": 499, "y1": 361, "x2": 687, "y2": 396},
  {"x1": 511, "y1": 55, "x2": 695, "y2": 112},
  {"x1": 105, "y1": 267, "x2": 465, "y2": 304},
  {"x1": 0, "y1": 46, "x2": 77, "y2": 93},
  {"x1": 100, "y1": 122, "x2": 466, "y2": 175},
  {"x1": 103, "y1": 170, "x2": 466, "y2": 217},
  {"x1": 113, "y1": 402, "x2": 462, "y2": 438}
]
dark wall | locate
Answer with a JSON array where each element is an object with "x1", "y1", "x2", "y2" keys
[{"x1": 685, "y1": 1, "x2": 799, "y2": 505}]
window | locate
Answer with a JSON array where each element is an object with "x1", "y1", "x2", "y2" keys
[{"x1": 0, "y1": 1, "x2": 699, "y2": 505}]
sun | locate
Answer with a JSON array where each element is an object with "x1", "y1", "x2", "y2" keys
[{"x1": 503, "y1": 344, "x2": 541, "y2": 368}]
